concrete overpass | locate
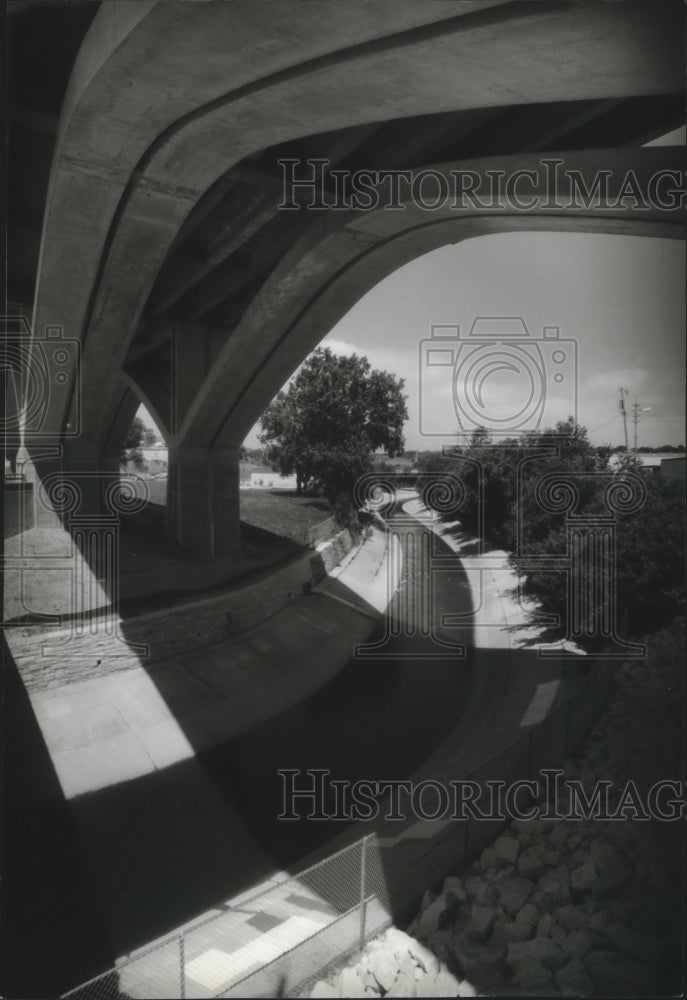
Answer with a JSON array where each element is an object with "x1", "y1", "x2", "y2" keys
[{"x1": 8, "y1": 0, "x2": 685, "y2": 560}]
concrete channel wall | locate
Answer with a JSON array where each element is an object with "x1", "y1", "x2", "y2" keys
[{"x1": 9, "y1": 529, "x2": 355, "y2": 693}]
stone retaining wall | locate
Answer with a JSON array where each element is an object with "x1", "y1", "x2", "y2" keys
[{"x1": 9, "y1": 528, "x2": 356, "y2": 693}]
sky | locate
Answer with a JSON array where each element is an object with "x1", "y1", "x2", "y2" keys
[
  {"x1": 140, "y1": 127, "x2": 685, "y2": 454},
  {"x1": 238, "y1": 229, "x2": 685, "y2": 452}
]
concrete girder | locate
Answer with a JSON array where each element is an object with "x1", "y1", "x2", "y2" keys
[
  {"x1": 173, "y1": 147, "x2": 685, "y2": 451},
  {"x1": 120, "y1": 367, "x2": 171, "y2": 444},
  {"x1": 28, "y1": 0, "x2": 682, "y2": 467},
  {"x1": 29, "y1": 0, "x2": 490, "y2": 449},
  {"x1": 100, "y1": 381, "x2": 142, "y2": 463}
]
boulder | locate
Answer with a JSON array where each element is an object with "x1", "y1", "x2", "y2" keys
[
  {"x1": 492, "y1": 836, "x2": 520, "y2": 864},
  {"x1": 551, "y1": 924, "x2": 567, "y2": 945},
  {"x1": 538, "y1": 866, "x2": 571, "y2": 906},
  {"x1": 554, "y1": 905, "x2": 587, "y2": 931},
  {"x1": 397, "y1": 953, "x2": 419, "y2": 982},
  {"x1": 405, "y1": 916, "x2": 419, "y2": 938},
  {"x1": 385, "y1": 970, "x2": 417, "y2": 998},
  {"x1": 420, "y1": 889, "x2": 436, "y2": 911},
  {"x1": 310, "y1": 982, "x2": 339, "y2": 999},
  {"x1": 538, "y1": 844, "x2": 560, "y2": 867},
  {"x1": 506, "y1": 937, "x2": 566, "y2": 972},
  {"x1": 549, "y1": 824, "x2": 570, "y2": 848},
  {"x1": 473, "y1": 881, "x2": 498, "y2": 907},
  {"x1": 536, "y1": 913, "x2": 554, "y2": 937},
  {"x1": 368, "y1": 949, "x2": 400, "y2": 992},
  {"x1": 555, "y1": 958, "x2": 595, "y2": 997},
  {"x1": 355, "y1": 963, "x2": 380, "y2": 992},
  {"x1": 450, "y1": 933, "x2": 506, "y2": 975},
  {"x1": 408, "y1": 938, "x2": 440, "y2": 976},
  {"x1": 589, "y1": 910, "x2": 611, "y2": 932},
  {"x1": 418, "y1": 968, "x2": 461, "y2": 997},
  {"x1": 384, "y1": 928, "x2": 415, "y2": 962},
  {"x1": 561, "y1": 930, "x2": 592, "y2": 960},
  {"x1": 443, "y1": 876, "x2": 467, "y2": 904},
  {"x1": 476, "y1": 846, "x2": 498, "y2": 873},
  {"x1": 467, "y1": 904, "x2": 497, "y2": 943},
  {"x1": 490, "y1": 865, "x2": 516, "y2": 885},
  {"x1": 456, "y1": 982, "x2": 477, "y2": 997},
  {"x1": 425, "y1": 930, "x2": 453, "y2": 968},
  {"x1": 498, "y1": 877, "x2": 535, "y2": 915},
  {"x1": 461, "y1": 964, "x2": 506, "y2": 992},
  {"x1": 503, "y1": 903, "x2": 539, "y2": 942},
  {"x1": 339, "y1": 968, "x2": 368, "y2": 998},
  {"x1": 517, "y1": 846, "x2": 548, "y2": 880},
  {"x1": 510, "y1": 818, "x2": 544, "y2": 841},
  {"x1": 512, "y1": 961, "x2": 554, "y2": 991},
  {"x1": 418, "y1": 894, "x2": 452, "y2": 938},
  {"x1": 570, "y1": 861, "x2": 596, "y2": 894}
]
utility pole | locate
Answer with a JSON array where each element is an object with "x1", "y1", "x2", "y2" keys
[
  {"x1": 619, "y1": 387, "x2": 629, "y2": 453},
  {"x1": 632, "y1": 398, "x2": 652, "y2": 457}
]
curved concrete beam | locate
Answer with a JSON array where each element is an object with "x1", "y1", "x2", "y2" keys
[
  {"x1": 31, "y1": 0, "x2": 492, "y2": 450},
  {"x1": 120, "y1": 369, "x2": 171, "y2": 445},
  {"x1": 29, "y1": 1, "x2": 682, "y2": 461},
  {"x1": 174, "y1": 147, "x2": 685, "y2": 447},
  {"x1": 100, "y1": 382, "x2": 142, "y2": 462}
]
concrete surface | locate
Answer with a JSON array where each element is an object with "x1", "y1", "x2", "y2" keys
[
  {"x1": 56, "y1": 497, "x2": 593, "y2": 999},
  {"x1": 24, "y1": 1, "x2": 683, "y2": 555},
  {"x1": 25, "y1": 525, "x2": 398, "y2": 799}
]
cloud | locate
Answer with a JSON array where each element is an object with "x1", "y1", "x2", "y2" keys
[
  {"x1": 322, "y1": 338, "x2": 359, "y2": 358},
  {"x1": 582, "y1": 368, "x2": 649, "y2": 394}
]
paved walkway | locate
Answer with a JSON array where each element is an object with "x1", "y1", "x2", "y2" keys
[{"x1": 26, "y1": 526, "x2": 398, "y2": 800}]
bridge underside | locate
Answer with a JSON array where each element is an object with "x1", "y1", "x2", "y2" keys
[{"x1": 8, "y1": 0, "x2": 685, "y2": 559}]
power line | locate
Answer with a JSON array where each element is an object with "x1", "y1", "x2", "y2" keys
[{"x1": 589, "y1": 414, "x2": 620, "y2": 434}]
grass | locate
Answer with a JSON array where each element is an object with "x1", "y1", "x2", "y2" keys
[
  {"x1": 145, "y1": 477, "x2": 333, "y2": 545},
  {"x1": 240, "y1": 489, "x2": 332, "y2": 544},
  {"x1": 3, "y1": 485, "x2": 336, "y2": 622}
]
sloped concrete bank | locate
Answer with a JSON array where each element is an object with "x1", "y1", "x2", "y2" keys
[{"x1": 8, "y1": 527, "x2": 355, "y2": 693}]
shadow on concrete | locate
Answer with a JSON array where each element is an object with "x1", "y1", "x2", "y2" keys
[
  {"x1": 0, "y1": 634, "x2": 114, "y2": 998},
  {"x1": 18, "y1": 505, "x2": 677, "y2": 998},
  {"x1": 3, "y1": 510, "x2": 481, "y2": 994}
]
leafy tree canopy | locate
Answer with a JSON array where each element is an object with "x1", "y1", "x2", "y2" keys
[
  {"x1": 120, "y1": 416, "x2": 146, "y2": 468},
  {"x1": 259, "y1": 347, "x2": 408, "y2": 512},
  {"x1": 420, "y1": 417, "x2": 684, "y2": 646}
]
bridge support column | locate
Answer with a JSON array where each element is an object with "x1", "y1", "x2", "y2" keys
[
  {"x1": 22, "y1": 446, "x2": 122, "y2": 529},
  {"x1": 167, "y1": 444, "x2": 241, "y2": 559}
]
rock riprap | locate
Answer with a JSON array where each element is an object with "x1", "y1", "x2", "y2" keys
[{"x1": 305, "y1": 639, "x2": 682, "y2": 998}]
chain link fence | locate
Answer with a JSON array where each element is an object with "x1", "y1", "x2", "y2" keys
[
  {"x1": 62, "y1": 664, "x2": 616, "y2": 1000},
  {"x1": 61, "y1": 835, "x2": 392, "y2": 1000}
]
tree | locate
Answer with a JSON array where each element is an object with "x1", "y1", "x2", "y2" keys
[
  {"x1": 120, "y1": 415, "x2": 146, "y2": 468},
  {"x1": 259, "y1": 347, "x2": 408, "y2": 512},
  {"x1": 615, "y1": 473, "x2": 685, "y2": 635}
]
